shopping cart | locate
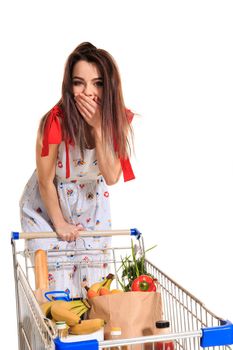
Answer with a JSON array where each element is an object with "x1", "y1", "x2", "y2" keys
[{"x1": 11, "y1": 229, "x2": 233, "y2": 350}]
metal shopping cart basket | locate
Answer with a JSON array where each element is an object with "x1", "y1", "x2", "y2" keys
[{"x1": 11, "y1": 229, "x2": 233, "y2": 350}]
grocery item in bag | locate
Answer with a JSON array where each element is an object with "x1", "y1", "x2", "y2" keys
[{"x1": 88, "y1": 291, "x2": 163, "y2": 340}]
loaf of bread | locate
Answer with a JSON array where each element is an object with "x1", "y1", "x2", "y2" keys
[{"x1": 34, "y1": 249, "x2": 49, "y2": 290}]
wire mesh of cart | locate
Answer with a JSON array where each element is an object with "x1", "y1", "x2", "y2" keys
[{"x1": 11, "y1": 229, "x2": 233, "y2": 350}]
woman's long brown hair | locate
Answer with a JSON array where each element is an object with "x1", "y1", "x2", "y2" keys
[{"x1": 40, "y1": 42, "x2": 133, "y2": 159}]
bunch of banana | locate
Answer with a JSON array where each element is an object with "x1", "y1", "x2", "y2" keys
[
  {"x1": 67, "y1": 300, "x2": 90, "y2": 319},
  {"x1": 51, "y1": 301, "x2": 81, "y2": 326},
  {"x1": 41, "y1": 300, "x2": 64, "y2": 319},
  {"x1": 85, "y1": 273, "x2": 115, "y2": 299},
  {"x1": 69, "y1": 318, "x2": 105, "y2": 335},
  {"x1": 40, "y1": 299, "x2": 90, "y2": 326}
]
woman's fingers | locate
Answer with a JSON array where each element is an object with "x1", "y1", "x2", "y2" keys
[
  {"x1": 75, "y1": 94, "x2": 100, "y2": 117},
  {"x1": 73, "y1": 224, "x2": 84, "y2": 239},
  {"x1": 76, "y1": 99, "x2": 101, "y2": 129},
  {"x1": 56, "y1": 223, "x2": 84, "y2": 242},
  {"x1": 76, "y1": 99, "x2": 92, "y2": 120},
  {"x1": 61, "y1": 233, "x2": 71, "y2": 241},
  {"x1": 65, "y1": 233, "x2": 74, "y2": 242},
  {"x1": 93, "y1": 95, "x2": 101, "y2": 105},
  {"x1": 76, "y1": 95, "x2": 95, "y2": 112},
  {"x1": 74, "y1": 94, "x2": 102, "y2": 130},
  {"x1": 74, "y1": 224, "x2": 84, "y2": 238},
  {"x1": 76, "y1": 223, "x2": 84, "y2": 230},
  {"x1": 78, "y1": 99, "x2": 94, "y2": 115},
  {"x1": 79, "y1": 94, "x2": 97, "y2": 108}
]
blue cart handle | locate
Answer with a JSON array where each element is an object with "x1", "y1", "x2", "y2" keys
[
  {"x1": 44, "y1": 290, "x2": 71, "y2": 301},
  {"x1": 201, "y1": 320, "x2": 233, "y2": 347},
  {"x1": 11, "y1": 228, "x2": 142, "y2": 240},
  {"x1": 54, "y1": 338, "x2": 98, "y2": 350}
]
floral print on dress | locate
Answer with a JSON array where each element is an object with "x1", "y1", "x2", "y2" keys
[
  {"x1": 58, "y1": 160, "x2": 63, "y2": 168},
  {"x1": 48, "y1": 273, "x2": 55, "y2": 286},
  {"x1": 79, "y1": 171, "x2": 87, "y2": 177},
  {"x1": 66, "y1": 188, "x2": 74, "y2": 197},
  {"x1": 87, "y1": 192, "x2": 94, "y2": 200},
  {"x1": 73, "y1": 159, "x2": 86, "y2": 167},
  {"x1": 20, "y1": 142, "x2": 111, "y2": 297},
  {"x1": 82, "y1": 256, "x2": 90, "y2": 264}
]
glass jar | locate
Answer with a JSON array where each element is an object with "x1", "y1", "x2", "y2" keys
[
  {"x1": 110, "y1": 327, "x2": 121, "y2": 350},
  {"x1": 110, "y1": 327, "x2": 128, "y2": 350},
  {"x1": 154, "y1": 320, "x2": 175, "y2": 350},
  {"x1": 56, "y1": 321, "x2": 68, "y2": 340}
]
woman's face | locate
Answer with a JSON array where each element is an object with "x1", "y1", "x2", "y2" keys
[{"x1": 72, "y1": 60, "x2": 103, "y2": 102}]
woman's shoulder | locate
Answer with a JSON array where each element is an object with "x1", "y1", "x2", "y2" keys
[{"x1": 40, "y1": 104, "x2": 64, "y2": 157}]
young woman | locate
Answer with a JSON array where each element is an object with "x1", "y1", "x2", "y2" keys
[{"x1": 20, "y1": 42, "x2": 135, "y2": 296}]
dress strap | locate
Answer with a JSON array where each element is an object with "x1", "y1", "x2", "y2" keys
[
  {"x1": 64, "y1": 139, "x2": 75, "y2": 179},
  {"x1": 65, "y1": 141, "x2": 70, "y2": 179}
]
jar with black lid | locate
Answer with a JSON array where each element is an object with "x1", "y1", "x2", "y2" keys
[{"x1": 154, "y1": 320, "x2": 175, "y2": 350}]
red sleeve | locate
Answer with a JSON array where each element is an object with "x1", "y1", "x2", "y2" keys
[
  {"x1": 41, "y1": 105, "x2": 63, "y2": 157},
  {"x1": 120, "y1": 158, "x2": 135, "y2": 182},
  {"x1": 118, "y1": 108, "x2": 135, "y2": 182}
]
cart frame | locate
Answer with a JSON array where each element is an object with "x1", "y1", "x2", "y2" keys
[{"x1": 11, "y1": 229, "x2": 233, "y2": 350}]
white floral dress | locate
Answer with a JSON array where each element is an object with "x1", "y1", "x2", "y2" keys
[{"x1": 20, "y1": 141, "x2": 112, "y2": 297}]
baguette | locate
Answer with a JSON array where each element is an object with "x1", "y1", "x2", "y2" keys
[{"x1": 34, "y1": 249, "x2": 49, "y2": 290}]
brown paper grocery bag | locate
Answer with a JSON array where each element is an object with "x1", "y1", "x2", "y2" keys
[{"x1": 88, "y1": 291, "x2": 163, "y2": 341}]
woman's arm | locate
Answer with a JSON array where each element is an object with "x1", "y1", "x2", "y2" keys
[
  {"x1": 75, "y1": 93, "x2": 122, "y2": 185},
  {"x1": 93, "y1": 127, "x2": 122, "y2": 185},
  {"x1": 36, "y1": 133, "x2": 83, "y2": 241}
]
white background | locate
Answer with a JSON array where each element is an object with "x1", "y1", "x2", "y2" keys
[{"x1": 0, "y1": 1, "x2": 233, "y2": 348}]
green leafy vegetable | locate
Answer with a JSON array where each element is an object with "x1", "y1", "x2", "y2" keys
[{"x1": 117, "y1": 240, "x2": 157, "y2": 292}]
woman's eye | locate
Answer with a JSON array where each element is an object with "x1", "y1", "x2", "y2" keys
[
  {"x1": 73, "y1": 81, "x2": 83, "y2": 86},
  {"x1": 95, "y1": 81, "x2": 103, "y2": 87}
]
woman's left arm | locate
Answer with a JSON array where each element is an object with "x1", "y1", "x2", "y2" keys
[
  {"x1": 93, "y1": 127, "x2": 122, "y2": 185},
  {"x1": 75, "y1": 93, "x2": 122, "y2": 185}
]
